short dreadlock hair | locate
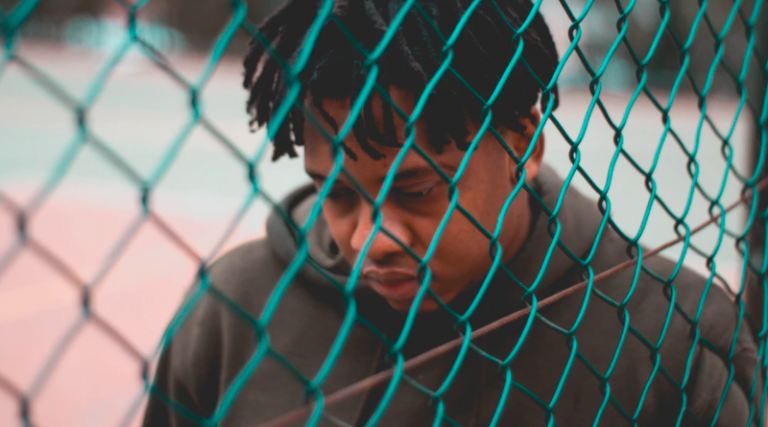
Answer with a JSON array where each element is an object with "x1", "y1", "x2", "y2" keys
[{"x1": 243, "y1": 0, "x2": 560, "y2": 161}]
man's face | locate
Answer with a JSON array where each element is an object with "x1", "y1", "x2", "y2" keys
[{"x1": 303, "y1": 88, "x2": 544, "y2": 312}]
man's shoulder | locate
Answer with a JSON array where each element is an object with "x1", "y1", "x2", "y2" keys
[
  {"x1": 163, "y1": 239, "x2": 288, "y2": 359},
  {"x1": 146, "y1": 239, "x2": 292, "y2": 420},
  {"x1": 591, "y1": 232, "x2": 741, "y2": 337},
  {"x1": 170, "y1": 238, "x2": 287, "y2": 342},
  {"x1": 641, "y1": 254, "x2": 734, "y2": 313},
  {"x1": 593, "y1": 232, "x2": 735, "y2": 315},
  {"x1": 628, "y1": 252, "x2": 748, "y2": 348},
  {"x1": 207, "y1": 238, "x2": 286, "y2": 298}
]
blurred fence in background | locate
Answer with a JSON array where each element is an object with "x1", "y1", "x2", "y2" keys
[{"x1": 5, "y1": 0, "x2": 762, "y2": 91}]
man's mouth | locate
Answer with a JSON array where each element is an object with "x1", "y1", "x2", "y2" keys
[{"x1": 362, "y1": 268, "x2": 422, "y2": 302}]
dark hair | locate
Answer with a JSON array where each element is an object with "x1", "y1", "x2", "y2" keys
[{"x1": 243, "y1": 0, "x2": 560, "y2": 161}]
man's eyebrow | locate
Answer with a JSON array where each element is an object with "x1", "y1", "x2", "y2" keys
[
  {"x1": 306, "y1": 171, "x2": 327, "y2": 182},
  {"x1": 388, "y1": 164, "x2": 455, "y2": 183},
  {"x1": 305, "y1": 164, "x2": 456, "y2": 184}
]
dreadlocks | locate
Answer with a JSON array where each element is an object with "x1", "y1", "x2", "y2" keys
[{"x1": 243, "y1": 0, "x2": 560, "y2": 161}]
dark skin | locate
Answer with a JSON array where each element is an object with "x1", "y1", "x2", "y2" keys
[{"x1": 303, "y1": 88, "x2": 545, "y2": 312}]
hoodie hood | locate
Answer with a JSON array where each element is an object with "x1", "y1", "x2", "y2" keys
[
  {"x1": 266, "y1": 164, "x2": 604, "y2": 320},
  {"x1": 266, "y1": 183, "x2": 352, "y2": 288}
]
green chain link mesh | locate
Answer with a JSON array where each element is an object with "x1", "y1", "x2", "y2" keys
[{"x1": 1, "y1": 0, "x2": 768, "y2": 426}]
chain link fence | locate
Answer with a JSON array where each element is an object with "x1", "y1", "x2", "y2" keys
[{"x1": 1, "y1": 0, "x2": 768, "y2": 426}]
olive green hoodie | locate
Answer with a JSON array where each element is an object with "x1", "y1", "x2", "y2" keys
[{"x1": 143, "y1": 165, "x2": 761, "y2": 427}]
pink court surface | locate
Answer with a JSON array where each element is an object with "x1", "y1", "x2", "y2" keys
[
  {"x1": 0, "y1": 43, "x2": 287, "y2": 426},
  {"x1": 0, "y1": 42, "x2": 755, "y2": 426},
  {"x1": 0, "y1": 182, "x2": 269, "y2": 427}
]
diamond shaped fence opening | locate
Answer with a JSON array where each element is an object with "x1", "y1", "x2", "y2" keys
[{"x1": 1, "y1": 0, "x2": 768, "y2": 426}]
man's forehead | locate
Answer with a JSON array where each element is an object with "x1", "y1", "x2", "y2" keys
[{"x1": 306, "y1": 149, "x2": 456, "y2": 183}]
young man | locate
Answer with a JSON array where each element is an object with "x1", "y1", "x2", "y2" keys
[{"x1": 143, "y1": 0, "x2": 762, "y2": 426}]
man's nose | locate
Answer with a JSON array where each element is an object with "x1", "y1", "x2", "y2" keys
[{"x1": 350, "y1": 204, "x2": 410, "y2": 262}]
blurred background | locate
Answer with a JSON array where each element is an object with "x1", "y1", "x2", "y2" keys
[{"x1": 1, "y1": 0, "x2": 766, "y2": 426}]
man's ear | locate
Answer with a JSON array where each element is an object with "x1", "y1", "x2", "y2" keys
[{"x1": 505, "y1": 108, "x2": 545, "y2": 183}]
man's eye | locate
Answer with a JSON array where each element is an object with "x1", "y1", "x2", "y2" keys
[
  {"x1": 327, "y1": 187, "x2": 355, "y2": 200},
  {"x1": 394, "y1": 185, "x2": 435, "y2": 200}
]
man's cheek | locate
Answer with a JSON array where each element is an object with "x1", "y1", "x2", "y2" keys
[
  {"x1": 456, "y1": 190, "x2": 488, "y2": 222},
  {"x1": 433, "y1": 222, "x2": 475, "y2": 260},
  {"x1": 411, "y1": 217, "x2": 447, "y2": 251},
  {"x1": 326, "y1": 220, "x2": 354, "y2": 255}
]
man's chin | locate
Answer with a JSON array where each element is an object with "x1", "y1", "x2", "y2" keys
[{"x1": 384, "y1": 297, "x2": 441, "y2": 313}]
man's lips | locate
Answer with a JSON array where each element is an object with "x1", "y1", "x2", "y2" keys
[{"x1": 362, "y1": 268, "x2": 421, "y2": 301}]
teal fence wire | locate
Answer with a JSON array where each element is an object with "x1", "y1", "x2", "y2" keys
[{"x1": 1, "y1": 0, "x2": 768, "y2": 426}]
